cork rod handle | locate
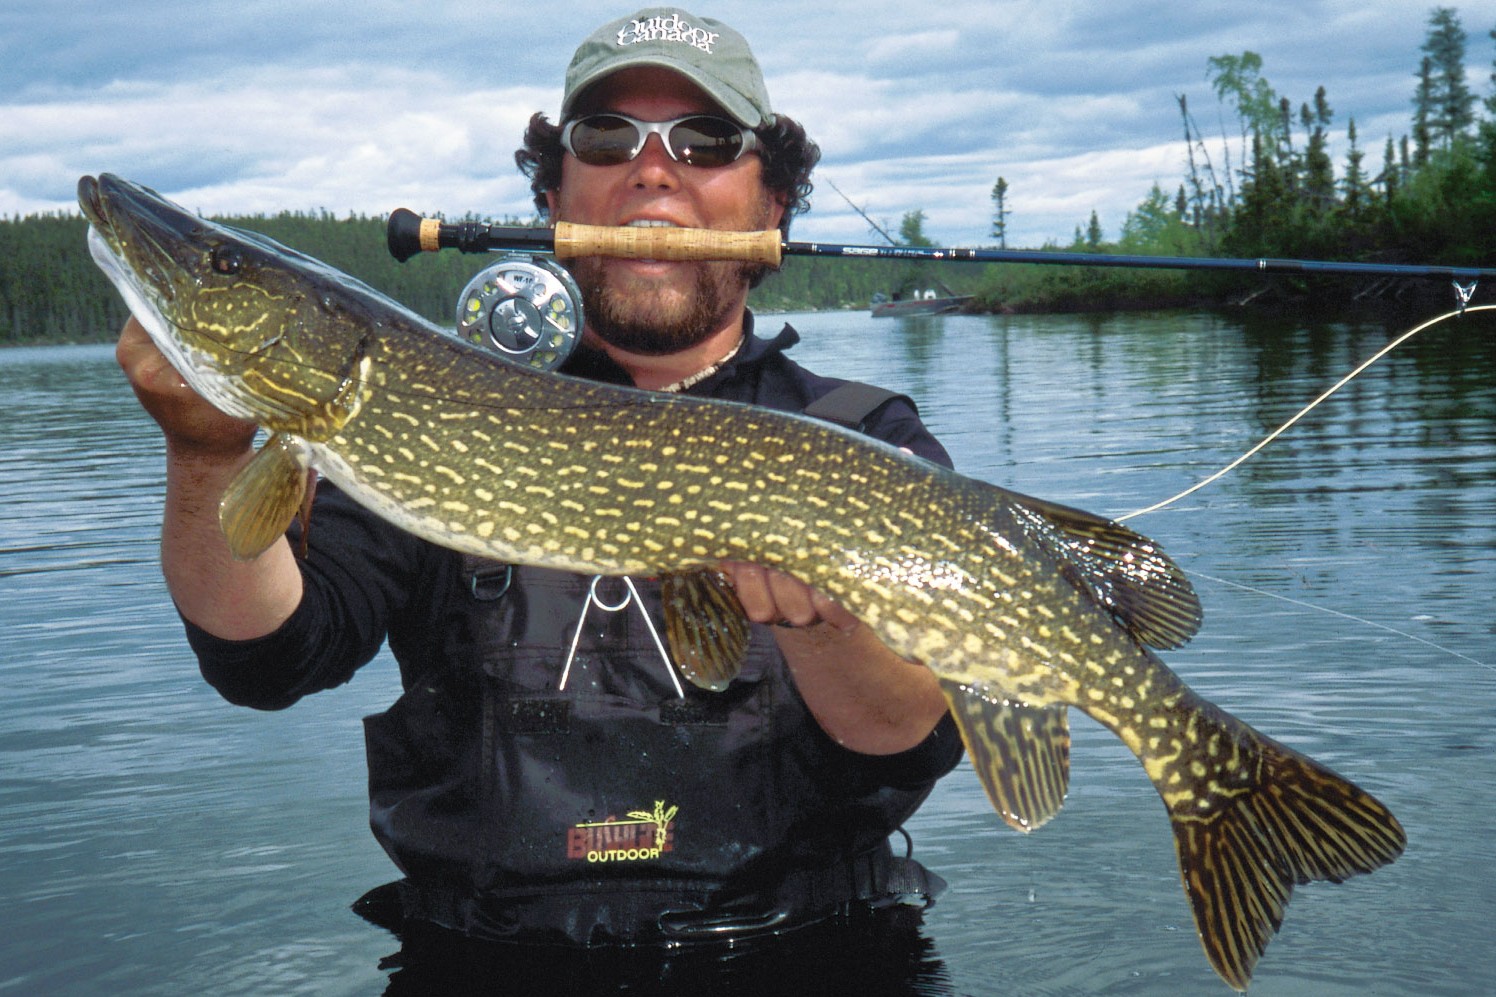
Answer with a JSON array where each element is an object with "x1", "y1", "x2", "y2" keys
[{"x1": 553, "y1": 222, "x2": 782, "y2": 266}]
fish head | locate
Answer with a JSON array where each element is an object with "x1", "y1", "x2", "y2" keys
[{"x1": 78, "y1": 173, "x2": 387, "y2": 430}]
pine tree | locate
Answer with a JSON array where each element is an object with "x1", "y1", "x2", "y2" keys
[
  {"x1": 1378, "y1": 135, "x2": 1399, "y2": 207},
  {"x1": 1420, "y1": 7, "x2": 1475, "y2": 148},
  {"x1": 990, "y1": 177, "x2": 1010, "y2": 248},
  {"x1": 1085, "y1": 210, "x2": 1103, "y2": 250},
  {"x1": 1412, "y1": 56, "x2": 1434, "y2": 166},
  {"x1": 1341, "y1": 117, "x2": 1366, "y2": 220},
  {"x1": 1302, "y1": 86, "x2": 1336, "y2": 216}
]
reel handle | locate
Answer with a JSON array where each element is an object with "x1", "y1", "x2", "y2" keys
[{"x1": 386, "y1": 208, "x2": 782, "y2": 266}]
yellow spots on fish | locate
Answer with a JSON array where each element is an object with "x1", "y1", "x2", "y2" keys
[{"x1": 434, "y1": 465, "x2": 466, "y2": 487}]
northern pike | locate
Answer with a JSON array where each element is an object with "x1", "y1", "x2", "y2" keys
[{"x1": 80, "y1": 173, "x2": 1405, "y2": 990}]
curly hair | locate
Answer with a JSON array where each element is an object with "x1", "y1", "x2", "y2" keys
[{"x1": 514, "y1": 112, "x2": 821, "y2": 240}]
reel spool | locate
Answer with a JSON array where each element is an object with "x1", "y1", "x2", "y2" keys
[{"x1": 455, "y1": 255, "x2": 582, "y2": 371}]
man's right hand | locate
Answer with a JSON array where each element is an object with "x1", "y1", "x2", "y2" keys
[
  {"x1": 116, "y1": 316, "x2": 258, "y2": 459},
  {"x1": 117, "y1": 315, "x2": 303, "y2": 639}
]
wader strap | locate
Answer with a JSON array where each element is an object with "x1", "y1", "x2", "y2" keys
[{"x1": 801, "y1": 382, "x2": 912, "y2": 432}]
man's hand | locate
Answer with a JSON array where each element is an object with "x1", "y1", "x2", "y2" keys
[
  {"x1": 717, "y1": 561, "x2": 948, "y2": 755},
  {"x1": 718, "y1": 562, "x2": 861, "y2": 631},
  {"x1": 116, "y1": 316, "x2": 258, "y2": 459},
  {"x1": 116, "y1": 315, "x2": 302, "y2": 640}
]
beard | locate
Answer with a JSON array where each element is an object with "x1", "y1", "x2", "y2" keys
[{"x1": 570, "y1": 256, "x2": 765, "y2": 356}]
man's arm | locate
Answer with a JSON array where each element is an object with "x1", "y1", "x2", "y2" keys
[
  {"x1": 117, "y1": 317, "x2": 303, "y2": 639},
  {"x1": 722, "y1": 562, "x2": 949, "y2": 756}
]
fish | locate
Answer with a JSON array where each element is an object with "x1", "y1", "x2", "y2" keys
[{"x1": 80, "y1": 172, "x2": 1405, "y2": 990}]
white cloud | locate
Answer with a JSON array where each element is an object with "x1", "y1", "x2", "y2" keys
[
  {"x1": 1, "y1": 67, "x2": 555, "y2": 220},
  {"x1": 0, "y1": 0, "x2": 1472, "y2": 253}
]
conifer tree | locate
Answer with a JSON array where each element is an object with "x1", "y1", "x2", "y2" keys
[{"x1": 1419, "y1": 8, "x2": 1475, "y2": 149}]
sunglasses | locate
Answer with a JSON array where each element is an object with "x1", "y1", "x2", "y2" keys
[{"x1": 560, "y1": 113, "x2": 759, "y2": 169}]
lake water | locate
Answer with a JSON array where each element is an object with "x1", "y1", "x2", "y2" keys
[{"x1": 2, "y1": 306, "x2": 1493, "y2": 995}]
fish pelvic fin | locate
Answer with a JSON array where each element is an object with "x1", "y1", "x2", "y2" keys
[
  {"x1": 218, "y1": 433, "x2": 314, "y2": 560},
  {"x1": 660, "y1": 569, "x2": 749, "y2": 692},
  {"x1": 938, "y1": 678, "x2": 1070, "y2": 832},
  {"x1": 1168, "y1": 734, "x2": 1406, "y2": 991}
]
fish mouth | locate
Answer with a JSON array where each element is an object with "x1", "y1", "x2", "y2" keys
[
  {"x1": 77, "y1": 175, "x2": 199, "y2": 371},
  {"x1": 76, "y1": 174, "x2": 106, "y2": 229},
  {"x1": 77, "y1": 173, "x2": 200, "y2": 262},
  {"x1": 75, "y1": 173, "x2": 199, "y2": 306}
]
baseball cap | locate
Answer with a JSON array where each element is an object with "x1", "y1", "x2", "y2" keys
[{"x1": 561, "y1": 8, "x2": 774, "y2": 128}]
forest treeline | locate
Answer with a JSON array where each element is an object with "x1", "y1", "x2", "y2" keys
[
  {"x1": 0, "y1": 207, "x2": 925, "y2": 344},
  {"x1": 4, "y1": 6, "x2": 1493, "y2": 344},
  {"x1": 975, "y1": 6, "x2": 1496, "y2": 312}
]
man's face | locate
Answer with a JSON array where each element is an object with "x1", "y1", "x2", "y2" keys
[{"x1": 547, "y1": 67, "x2": 785, "y2": 356}]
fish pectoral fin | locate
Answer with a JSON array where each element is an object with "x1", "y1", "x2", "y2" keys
[
  {"x1": 1005, "y1": 488, "x2": 1203, "y2": 650},
  {"x1": 660, "y1": 569, "x2": 750, "y2": 692},
  {"x1": 218, "y1": 433, "x2": 313, "y2": 560},
  {"x1": 938, "y1": 678, "x2": 1070, "y2": 833}
]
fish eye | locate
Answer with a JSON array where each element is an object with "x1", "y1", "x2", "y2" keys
[{"x1": 210, "y1": 245, "x2": 243, "y2": 275}]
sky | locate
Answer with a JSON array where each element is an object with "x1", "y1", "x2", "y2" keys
[{"x1": 3, "y1": 0, "x2": 1492, "y2": 249}]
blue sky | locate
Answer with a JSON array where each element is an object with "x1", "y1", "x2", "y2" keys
[{"x1": 3, "y1": 1, "x2": 1489, "y2": 248}]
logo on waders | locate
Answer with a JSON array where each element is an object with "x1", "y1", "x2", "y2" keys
[{"x1": 566, "y1": 800, "x2": 678, "y2": 864}]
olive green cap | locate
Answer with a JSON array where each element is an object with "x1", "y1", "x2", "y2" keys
[{"x1": 561, "y1": 8, "x2": 773, "y2": 128}]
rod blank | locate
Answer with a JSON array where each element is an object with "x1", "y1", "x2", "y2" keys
[{"x1": 386, "y1": 208, "x2": 1493, "y2": 283}]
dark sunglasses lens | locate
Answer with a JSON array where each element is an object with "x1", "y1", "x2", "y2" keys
[
  {"x1": 568, "y1": 115, "x2": 639, "y2": 166},
  {"x1": 668, "y1": 117, "x2": 745, "y2": 167}
]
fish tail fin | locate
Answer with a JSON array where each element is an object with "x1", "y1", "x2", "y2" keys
[{"x1": 1168, "y1": 734, "x2": 1405, "y2": 991}]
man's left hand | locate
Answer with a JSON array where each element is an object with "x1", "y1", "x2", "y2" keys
[{"x1": 718, "y1": 562, "x2": 860, "y2": 632}]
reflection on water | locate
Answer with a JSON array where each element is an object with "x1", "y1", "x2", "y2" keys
[{"x1": 2, "y1": 310, "x2": 1492, "y2": 995}]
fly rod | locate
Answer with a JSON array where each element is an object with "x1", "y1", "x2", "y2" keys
[{"x1": 386, "y1": 207, "x2": 1496, "y2": 284}]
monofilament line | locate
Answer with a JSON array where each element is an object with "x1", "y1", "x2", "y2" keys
[
  {"x1": 1188, "y1": 570, "x2": 1492, "y2": 672},
  {"x1": 1119, "y1": 303, "x2": 1496, "y2": 522}
]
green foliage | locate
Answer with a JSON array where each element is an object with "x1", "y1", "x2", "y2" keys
[
  {"x1": 1420, "y1": 7, "x2": 1477, "y2": 148},
  {"x1": 996, "y1": 5, "x2": 1496, "y2": 311},
  {"x1": 0, "y1": 210, "x2": 512, "y2": 344},
  {"x1": 0, "y1": 213, "x2": 119, "y2": 345}
]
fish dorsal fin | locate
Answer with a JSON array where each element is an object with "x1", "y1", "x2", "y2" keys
[
  {"x1": 659, "y1": 570, "x2": 750, "y2": 692},
  {"x1": 1006, "y1": 489, "x2": 1202, "y2": 650},
  {"x1": 938, "y1": 678, "x2": 1070, "y2": 833},
  {"x1": 218, "y1": 432, "x2": 313, "y2": 560}
]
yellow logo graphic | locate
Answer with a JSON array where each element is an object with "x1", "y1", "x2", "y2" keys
[{"x1": 567, "y1": 800, "x2": 678, "y2": 864}]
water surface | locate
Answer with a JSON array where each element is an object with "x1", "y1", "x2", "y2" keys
[{"x1": 2, "y1": 307, "x2": 1492, "y2": 995}]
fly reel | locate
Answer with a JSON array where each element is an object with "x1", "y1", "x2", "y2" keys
[{"x1": 455, "y1": 255, "x2": 582, "y2": 371}]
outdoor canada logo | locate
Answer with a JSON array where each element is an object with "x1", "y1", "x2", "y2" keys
[
  {"x1": 566, "y1": 800, "x2": 678, "y2": 864},
  {"x1": 616, "y1": 13, "x2": 718, "y2": 53}
]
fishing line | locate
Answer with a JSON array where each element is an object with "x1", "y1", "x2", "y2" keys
[
  {"x1": 1187, "y1": 569, "x2": 1492, "y2": 672},
  {"x1": 1115, "y1": 303, "x2": 1494, "y2": 671},
  {"x1": 1118, "y1": 303, "x2": 1496, "y2": 521}
]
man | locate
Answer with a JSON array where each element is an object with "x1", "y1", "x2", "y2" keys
[{"x1": 116, "y1": 7, "x2": 961, "y2": 952}]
